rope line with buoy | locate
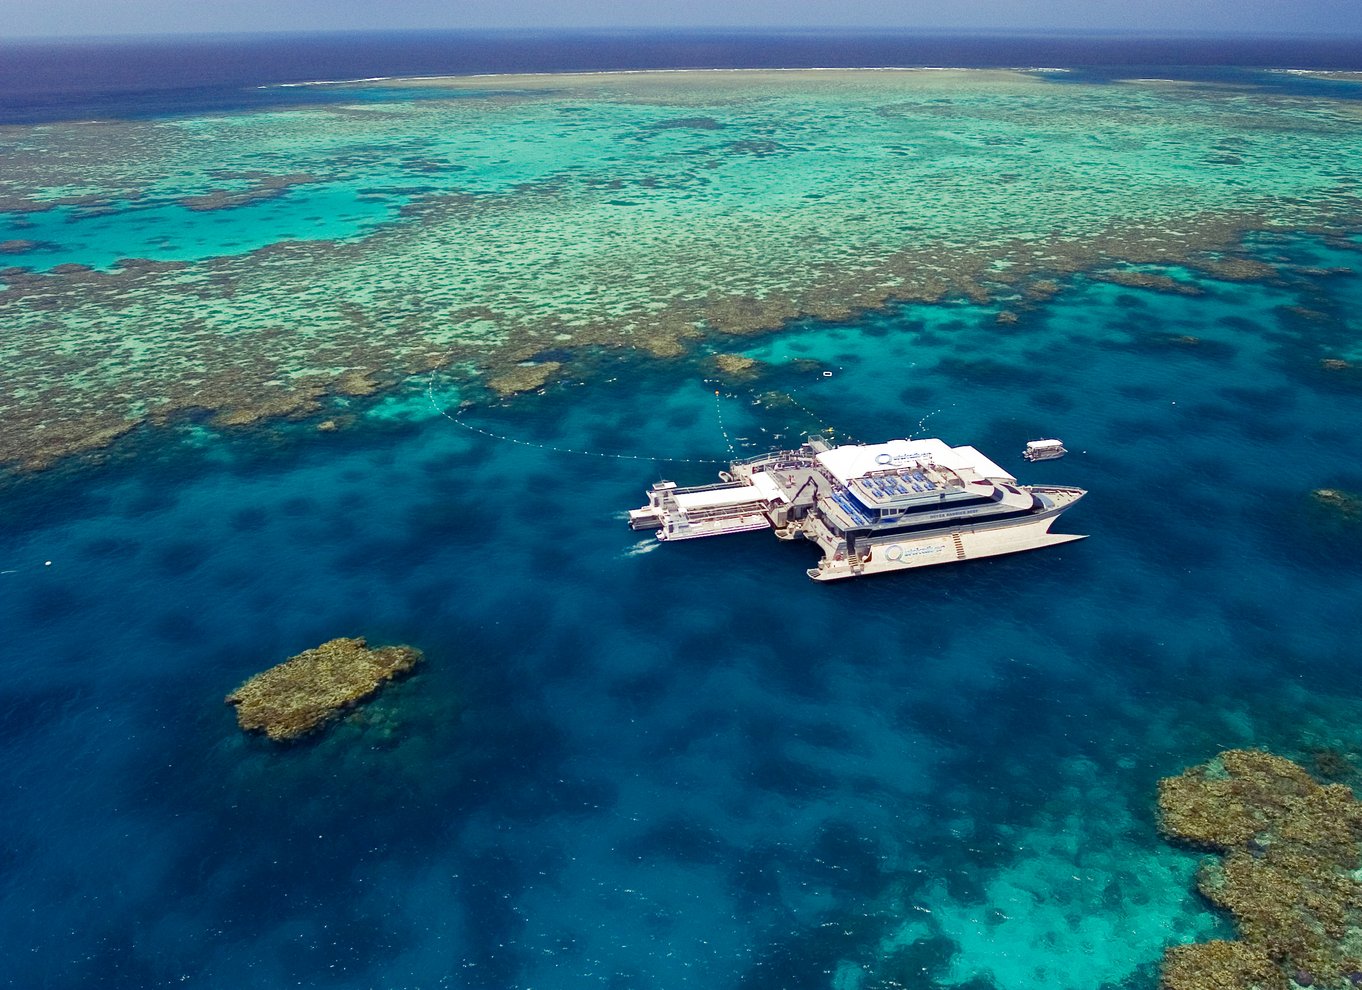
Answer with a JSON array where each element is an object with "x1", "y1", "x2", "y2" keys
[
  {"x1": 424, "y1": 347, "x2": 860, "y2": 465},
  {"x1": 910, "y1": 407, "x2": 945, "y2": 439},
  {"x1": 424, "y1": 351, "x2": 729, "y2": 465},
  {"x1": 1, "y1": 560, "x2": 53, "y2": 576},
  {"x1": 712, "y1": 389, "x2": 737, "y2": 456}
]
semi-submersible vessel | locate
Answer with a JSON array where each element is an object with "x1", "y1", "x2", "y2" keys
[{"x1": 629, "y1": 436, "x2": 1086, "y2": 581}]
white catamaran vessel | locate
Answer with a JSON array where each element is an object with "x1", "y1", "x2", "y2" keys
[{"x1": 629, "y1": 436, "x2": 1086, "y2": 581}]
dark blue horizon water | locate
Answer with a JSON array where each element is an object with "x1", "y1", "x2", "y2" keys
[{"x1": 4, "y1": 30, "x2": 1362, "y2": 123}]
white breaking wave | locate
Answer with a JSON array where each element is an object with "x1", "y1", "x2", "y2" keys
[{"x1": 254, "y1": 65, "x2": 1036, "y2": 91}]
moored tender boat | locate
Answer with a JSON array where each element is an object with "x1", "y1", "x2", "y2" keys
[{"x1": 1022, "y1": 438, "x2": 1068, "y2": 461}]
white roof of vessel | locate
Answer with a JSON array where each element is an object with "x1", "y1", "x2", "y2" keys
[
  {"x1": 1026, "y1": 439, "x2": 1065, "y2": 449},
  {"x1": 751, "y1": 471, "x2": 787, "y2": 503},
  {"x1": 674, "y1": 472, "x2": 787, "y2": 510},
  {"x1": 816, "y1": 438, "x2": 1016, "y2": 485}
]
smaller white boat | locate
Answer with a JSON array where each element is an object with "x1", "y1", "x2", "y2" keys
[{"x1": 1022, "y1": 439, "x2": 1068, "y2": 462}]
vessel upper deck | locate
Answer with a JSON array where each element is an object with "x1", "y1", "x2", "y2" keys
[
  {"x1": 669, "y1": 473, "x2": 787, "y2": 510},
  {"x1": 815, "y1": 438, "x2": 1016, "y2": 487}
]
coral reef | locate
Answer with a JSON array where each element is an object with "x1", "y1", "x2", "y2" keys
[
  {"x1": 712, "y1": 353, "x2": 764, "y2": 380},
  {"x1": 1193, "y1": 256, "x2": 1280, "y2": 282},
  {"x1": 226, "y1": 637, "x2": 423, "y2": 742},
  {"x1": 4, "y1": 69, "x2": 1362, "y2": 471},
  {"x1": 1311, "y1": 489, "x2": 1362, "y2": 523},
  {"x1": 877, "y1": 754, "x2": 1219, "y2": 990},
  {"x1": 487, "y1": 361, "x2": 562, "y2": 397},
  {"x1": 753, "y1": 389, "x2": 799, "y2": 413},
  {"x1": 1097, "y1": 269, "x2": 1203, "y2": 295},
  {"x1": 1162, "y1": 940, "x2": 1285, "y2": 990},
  {"x1": 335, "y1": 370, "x2": 380, "y2": 396},
  {"x1": 1286, "y1": 306, "x2": 1332, "y2": 324},
  {"x1": 212, "y1": 387, "x2": 325, "y2": 428},
  {"x1": 635, "y1": 331, "x2": 690, "y2": 358},
  {"x1": 179, "y1": 172, "x2": 320, "y2": 212},
  {"x1": 1157, "y1": 749, "x2": 1362, "y2": 990},
  {"x1": 1311, "y1": 748, "x2": 1356, "y2": 781}
]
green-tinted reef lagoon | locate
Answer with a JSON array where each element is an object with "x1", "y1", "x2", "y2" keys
[{"x1": 3, "y1": 68, "x2": 1362, "y2": 470}]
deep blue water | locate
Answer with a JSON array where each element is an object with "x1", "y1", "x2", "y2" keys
[
  {"x1": 3, "y1": 230, "x2": 1362, "y2": 989},
  {"x1": 4, "y1": 32, "x2": 1362, "y2": 990},
  {"x1": 4, "y1": 30, "x2": 1362, "y2": 123}
]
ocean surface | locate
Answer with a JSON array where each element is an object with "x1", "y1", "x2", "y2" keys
[
  {"x1": 4, "y1": 30, "x2": 1362, "y2": 124},
  {"x1": 3, "y1": 32, "x2": 1362, "y2": 990}
]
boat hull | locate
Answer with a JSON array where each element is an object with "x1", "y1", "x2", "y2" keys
[{"x1": 807, "y1": 487, "x2": 1086, "y2": 581}]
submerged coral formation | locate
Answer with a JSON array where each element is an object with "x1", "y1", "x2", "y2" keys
[
  {"x1": 179, "y1": 171, "x2": 320, "y2": 212},
  {"x1": 1157, "y1": 749, "x2": 1362, "y2": 990},
  {"x1": 1096, "y1": 268, "x2": 1204, "y2": 295},
  {"x1": 226, "y1": 637, "x2": 423, "y2": 742},
  {"x1": 1312, "y1": 748, "x2": 1357, "y2": 782},
  {"x1": 712, "y1": 353, "x2": 763, "y2": 380},
  {"x1": 870, "y1": 755, "x2": 1218, "y2": 990},
  {"x1": 1162, "y1": 940, "x2": 1285, "y2": 990},
  {"x1": 1311, "y1": 489, "x2": 1362, "y2": 522},
  {"x1": 487, "y1": 361, "x2": 562, "y2": 397}
]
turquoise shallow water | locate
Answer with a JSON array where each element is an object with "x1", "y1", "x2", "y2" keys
[
  {"x1": 3, "y1": 231, "x2": 1362, "y2": 989},
  {"x1": 3, "y1": 184, "x2": 407, "y2": 270},
  {"x1": 5, "y1": 66, "x2": 1362, "y2": 471}
]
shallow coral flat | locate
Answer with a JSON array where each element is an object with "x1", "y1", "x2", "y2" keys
[{"x1": 2, "y1": 68, "x2": 1362, "y2": 469}]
